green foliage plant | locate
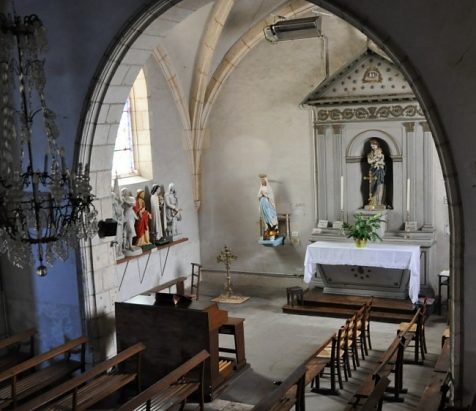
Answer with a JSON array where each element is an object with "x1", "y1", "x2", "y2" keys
[{"x1": 343, "y1": 213, "x2": 383, "y2": 242}]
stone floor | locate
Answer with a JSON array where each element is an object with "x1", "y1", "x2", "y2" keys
[{"x1": 199, "y1": 271, "x2": 448, "y2": 411}]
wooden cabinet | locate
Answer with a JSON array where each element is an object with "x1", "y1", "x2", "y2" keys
[{"x1": 115, "y1": 294, "x2": 231, "y2": 401}]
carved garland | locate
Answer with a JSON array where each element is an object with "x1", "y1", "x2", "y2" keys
[{"x1": 316, "y1": 104, "x2": 424, "y2": 123}]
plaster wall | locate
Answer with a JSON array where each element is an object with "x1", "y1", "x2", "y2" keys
[{"x1": 200, "y1": 22, "x2": 365, "y2": 275}]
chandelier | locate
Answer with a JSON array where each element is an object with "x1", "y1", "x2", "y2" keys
[{"x1": 0, "y1": 11, "x2": 98, "y2": 275}]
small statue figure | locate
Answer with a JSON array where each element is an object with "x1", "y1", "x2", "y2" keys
[
  {"x1": 150, "y1": 184, "x2": 167, "y2": 244},
  {"x1": 121, "y1": 188, "x2": 142, "y2": 256},
  {"x1": 111, "y1": 183, "x2": 124, "y2": 259},
  {"x1": 258, "y1": 174, "x2": 279, "y2": 240},
  {"x1": 365, "y1": 138, "x2": 386, "y2": 209},
  {"x1": 165, "y1": 183, "x2": 182, "y2": 237},
  {"x1": 111, "y1": 176, "x2": 124, "y2": 258},
  {"x1": 134, "y1": 189, "x2": 152, "y2": 247}
]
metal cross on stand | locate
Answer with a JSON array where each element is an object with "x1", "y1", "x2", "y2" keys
[
  {"x1": 363, "y1": 170, "x2": 377, "y2": 207},
  {"x1": 216, "y1": 245, "x2": 237, "y2": 298}
]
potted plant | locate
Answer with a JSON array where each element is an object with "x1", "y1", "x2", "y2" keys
[{"x1": 343, "y1": 213, "x2": 383, "y2": 248}]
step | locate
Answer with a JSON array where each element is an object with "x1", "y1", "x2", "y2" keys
[
  {"x1": 301, "y1": 288, "x2": 415, "y2": 314},
  {"x1": 282, "y1": 304, "x2": 413, "y2": 323}
]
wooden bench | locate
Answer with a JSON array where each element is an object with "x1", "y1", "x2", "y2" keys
[
  {"x1": 282, "y1": 332, "x2": 339, "y2": 397},
  {"x1": 17, "y1": 342, "x2": 145, "y2": 411},
  {"x1": 252, "y1": 364, "x2": 306, "y2": 411},
  {"x1": 345, "y1": 307, "x2": 422, "y2": 410},
  {"x1": 0, "y1": 335, "x2": 87, "y2": 409},
  {"x1": 417, "y1": 335, "x2": 452, "y2": 410},
  {"x1": 417, "y1": 371, "x2": 451, "y2": 411},
  {"x1": 117, "y1": 349, "x2": 209, "y2": 411},
  {"x1": 398, "y1": 297, "x2": 428, "y2": 364},
  {"x1": 0, "y1": 328, "x2": 36, "y2": 373},
  {"x1": 141, "y1": 276, "x2": 187, "y2": 296}
]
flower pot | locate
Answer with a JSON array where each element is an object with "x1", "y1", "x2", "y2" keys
[{"x1": 354, "y1": 238, "x2": 368, "y2": 248}]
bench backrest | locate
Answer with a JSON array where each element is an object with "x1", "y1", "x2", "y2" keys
[
  {"x1": 371, "y1": 305, "x2": 424, "y2": 383},
  {"x1": 359, "y1": 375, "x2": 391, "y2": 411},
  {"x1": 142, "y1": 276, "x2": 187, "y2": 296},
  {"x1": 252, "y1": 364, "x2": 307, "y2": 411},
  {"x1": 17, "y1": 342, "x2": 145, "y2": 411},
  {"x1": 117, "y1": 349, "x2": 209, "y2": 411},
  {"x1": 400, "y1": 306, "x2": 423, "y2": 339},
  {"x1": 0, "y1": 335, "x2": 88, "y2": 384},
  {"x1": 0, "y1": 329, "x2": 36, "y2": 353}
]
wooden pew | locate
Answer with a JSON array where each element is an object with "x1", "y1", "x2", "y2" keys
[
  {"x1": 141, "y1": 276, "x2": 187, "y2": 296},
  {"x1": 345, "y1": 306, "x2": 422, "y2": 410},
  {"x1": 117, "y1": 349, "x2": 209, "y2": 411},
  {"x1": 287, "y1": 302, "x2": 370, "y2": 399},
  {"x1": 0, "y1": 335, "x2": 87, "y2": 409},
  {"x1": 0, "y1": 328, "x2": 36, "y2": 372},
  {"x1": 398, "y1": 297, "x2": 428, "y2": 364},
  {"x1": 252, "y1": 364, "x2": 307, "y2": 411},
  {"x1": 17, "y1": 342, "x2": 145, "y2": 411},
  {"x1": 417, "y1": 336, "x2": 452, "y2": 410},
  {"x1": 304, "y1": 333, "x2": 338, "y2": 393},
  {"x1": 417, "y1": 371, "x2": 451, "y2": 411}
]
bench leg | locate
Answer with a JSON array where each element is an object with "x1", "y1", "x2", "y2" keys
[{"x1": 233, "y1": 323, "x2": 246, "y2": 370}]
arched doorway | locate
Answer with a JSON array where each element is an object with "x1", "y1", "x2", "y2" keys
[{"x1": 75, "y1": 0, "x2": 462, "y2": 403}]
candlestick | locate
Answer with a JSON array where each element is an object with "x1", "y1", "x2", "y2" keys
[
  {"x1": 340, "y1": 175, "x2": 344, "y2": 210},
  {"x1": 406, "y1": 178, "x2": 411, "y2": 214}
]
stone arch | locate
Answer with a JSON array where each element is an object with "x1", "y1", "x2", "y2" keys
[
  {"x1": 75, "y1": 0, "x2": 212, "y2": 360},
  {"x1": 310, "y1": 0, "x2": 462, "y2": 401},
  {"x1": 73, "y1": 0, "x2": 463, "y2": 400},
  {"x1": 346, "y1": 129, "x2": 401, "y2": 160}
]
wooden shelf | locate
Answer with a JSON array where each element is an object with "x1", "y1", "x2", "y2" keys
[{"x1": 116, "y1": 237, "x2": 188, "y2": 264}]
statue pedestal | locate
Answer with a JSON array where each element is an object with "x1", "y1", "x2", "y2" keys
[{"x1": 124, "y1": 247, "x2": 143, "y2": 257}]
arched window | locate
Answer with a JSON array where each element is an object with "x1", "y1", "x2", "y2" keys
[
  {"x1": 112, "y1": 97, "x2": 135, "y2": 177},
  {"x1": 112, "y1": 69, "x2": 152, "y2": 182}
]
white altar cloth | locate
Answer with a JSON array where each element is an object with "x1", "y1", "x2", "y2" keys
[{"x1": 304, "y1": 241, "x2": 421, "y2": 303}]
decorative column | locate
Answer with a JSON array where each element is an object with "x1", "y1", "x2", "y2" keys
[
  {"x1": 314, "y1": 120, "x2": 329, "y2": 223},
  {"x1": 420, "y1": 121, "x2": 434, "y2": 231},
  {"x1": 403, "y1": 122, "x2": 416, "y2": 222},
  {"x1": 332, "y1": 124, "x2": 344, "y2": 222}
]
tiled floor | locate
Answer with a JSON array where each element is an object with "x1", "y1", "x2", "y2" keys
[{"x1": 200, "y1": 271, "x2": 448, "y2": 410}]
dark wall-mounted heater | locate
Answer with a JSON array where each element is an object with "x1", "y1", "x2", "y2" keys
[{"x1": 264, "y1": 16, "x2": 321, "y2": 42}]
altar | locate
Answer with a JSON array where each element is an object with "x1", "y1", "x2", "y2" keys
[{"x1": 304, "y1": 241, "x2": 421, "y2": 303}]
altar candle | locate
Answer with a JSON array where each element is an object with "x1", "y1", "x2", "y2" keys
[
  {"x1": 406, "y1": 178, "x2": 411, "y2": 212},
  {"x1": 340, "y1": 176, "x2": 344, "y2": 210}
]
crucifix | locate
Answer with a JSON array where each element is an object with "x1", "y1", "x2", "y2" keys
[
  {"x1": 216, "y1": 245, "x2": 237, "y2": 298},
  {"x1": 363, "y1": 170, "x2": 377, "y2": 207}
]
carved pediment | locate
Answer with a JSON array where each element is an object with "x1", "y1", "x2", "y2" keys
[{"x1": 302, "y1": 49, "x2": 415, "y2": 106}]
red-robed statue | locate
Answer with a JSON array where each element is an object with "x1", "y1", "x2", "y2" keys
[{"x1": 134, "y1": 189, "x2": 152, "y2": 246}]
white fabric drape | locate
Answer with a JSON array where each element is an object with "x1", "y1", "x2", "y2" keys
[{"x1": 304, "y1": 241, "x2": 421, "y2": 303}]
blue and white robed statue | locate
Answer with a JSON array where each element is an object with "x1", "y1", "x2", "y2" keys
[{"x1": 258, "y1": 174, "x2": 279, "y2": 240}]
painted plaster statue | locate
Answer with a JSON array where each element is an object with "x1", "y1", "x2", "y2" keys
[
  {"x1": 134, "y1": 189, "x2": 152, "y2": 246},
  {"x1": 112, "y1": 188, "x2": 124, "y2": 258},
  {"x1": 367, "y1": 138, "x2": 386, "y2": 207},
  {"x1": 150, "y1": 184, "x2": 166, "y2": 243},
  {"x1": 165, "y1": 183, "x2": 182, "y2": 236},
  {"x1": 258, "y1": 174, "x2": 279, "y2": 239},
  {"x1": 121, "y1": 188, "x2": 141, "y2": 256}
]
